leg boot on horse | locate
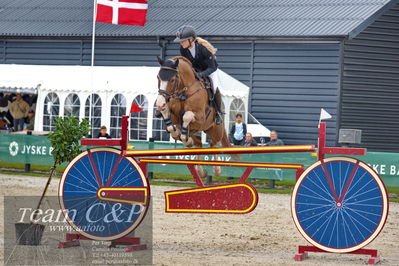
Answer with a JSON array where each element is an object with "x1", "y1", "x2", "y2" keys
[
  {"x1": 180, "y1": 111, "x2": 195, "y2": 147},
  {"x1": 156, "y1": 95, "x2": 181, "y2": 140}
]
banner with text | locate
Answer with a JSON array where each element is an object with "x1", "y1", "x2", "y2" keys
[{"x1": 1, "y1": 134, "x2": 398, "y2": 186}]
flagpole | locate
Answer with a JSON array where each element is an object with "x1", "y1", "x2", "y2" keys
[
  {"x1": 89, "y1": 0, "x2": 97, "y2": 136},
  {"x1": 91, "y1": 0, "x2": 97, "y2": 68}
]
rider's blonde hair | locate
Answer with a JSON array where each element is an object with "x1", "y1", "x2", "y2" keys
[{"x1": 195, "y1": 37, "x2": 217, "y2": 55}]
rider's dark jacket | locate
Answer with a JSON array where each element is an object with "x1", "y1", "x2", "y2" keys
[{"x1": 180, "y1": 42, "x2": 218, "y2": 78}]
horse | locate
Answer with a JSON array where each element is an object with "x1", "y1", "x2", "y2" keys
[{"x1": 156, "y1": 56, "x2": 235, "y2": 177}]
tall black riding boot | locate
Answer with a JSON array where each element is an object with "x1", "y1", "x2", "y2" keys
[{"x1": 214, "y1": 88, "x2": 223, "y2": 125}]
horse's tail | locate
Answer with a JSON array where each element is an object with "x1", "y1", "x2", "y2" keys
[{"x1": 220, "y1": 126, "x2": 240, "y2": 160}]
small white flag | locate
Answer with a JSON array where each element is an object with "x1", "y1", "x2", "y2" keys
[{"x1": 320, "y1": 108, "x2": 332, "y2": 121}]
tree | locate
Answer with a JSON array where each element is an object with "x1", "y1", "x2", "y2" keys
[
  {"x1": 48, "y1": 115, "x2": 90, "y2": 165},
  {"x1": 34, "y1": 115, "x2": 90, "y2": 219}
]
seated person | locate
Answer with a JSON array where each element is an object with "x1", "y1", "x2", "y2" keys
[
  {"x1": 229, "y1": 113, "x2": 246, "y2": 145},
  {"x1": 265, "y1": 130, "x2": 284, "y2": 146},
  {"x1": 244, "y1": 133, "x2": 258, "y2": 147},
  {"x1": 97, "y1": 126, "x2": 111, "y2": 139},
  {"x1": 0, "y1": 93, "x2": 11, "y2": 126},
  {"x1": 23, "y1": 110, "x2": 35, "y2": 131}
]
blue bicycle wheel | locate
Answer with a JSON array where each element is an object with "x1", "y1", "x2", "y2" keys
[
  {"x1": 292, "y1": 157, "x2": 388, "y2": 253},
  {"x1": 59, "y1": 147, "x2": 150, "y2": 241}
]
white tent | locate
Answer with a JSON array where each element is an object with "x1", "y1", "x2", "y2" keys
[{"x1": 0, "y1": 64, "x2": 253, "y2": 141}]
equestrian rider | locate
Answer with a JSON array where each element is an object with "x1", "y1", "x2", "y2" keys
[{"x1": 174, "y1": 25, "x2": 223, "y2": 125}]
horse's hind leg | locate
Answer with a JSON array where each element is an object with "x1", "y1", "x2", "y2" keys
[
  {"x1": 192, "y1": 135, "x2": 207, "y2": 178},
  {"x1": 205, "y1": 125, "x2": 227, "y2": 176}
]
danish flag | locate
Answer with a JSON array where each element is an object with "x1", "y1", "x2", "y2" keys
[{"x1": 96, "y1": 0, "x2": 148, "y2": 26}]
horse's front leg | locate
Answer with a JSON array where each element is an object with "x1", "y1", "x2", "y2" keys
[
  {"x1": 156, "y1": 96, "x2": 180, "y2": 139},
  {"x1": 180, "y1": 111, "x2": 195, "y2": 147},
  {"x1": 163, "y1": 110, "x2": 181, "y2": 140}
]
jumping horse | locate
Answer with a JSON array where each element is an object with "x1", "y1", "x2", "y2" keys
[{"x1": 156, "y1": 56, "x2": 235, "y2": 176}]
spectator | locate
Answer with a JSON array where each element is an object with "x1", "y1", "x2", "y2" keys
[
  {"x1": 9, "y1": 93, "x2": 30, "y2": 131},
  {"x1": 97, "y1": 125, "x2": 111, "y2": 139},
  {"x1": 8, "y1": 93, "x2": 16, "y2": 102},
  {"x1": 24, "y1": 110, "x2": 35, "y2": 131},
  {"x1": 22, "y1": 94, "x2": 31, "y2": 104},
  {"x1": 0, "y1": 93, "x2": 11, "y2": 125},
  {"x1": 30, "y1": 94, "x2": 38, "y2": 111},
  {"x1": 266, "y1": 130, "x2": 284, "y2": 146},
  {"x1": 266, "y1": 130, "x2": 284, "y2": 183},
  {"x1": 229, "y1": 113, "x2": 247, "y2": 145},
  {"x1": 244, "y1": 133, "x2": 258, "y2": 147}
]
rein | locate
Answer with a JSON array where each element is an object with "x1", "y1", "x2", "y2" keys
[
  {"x1": 158, "y1": 67, "x2": 203, "y2": 103},
  {"x1": 160, "y1": 66, "x2": 178, "y2": 72}
]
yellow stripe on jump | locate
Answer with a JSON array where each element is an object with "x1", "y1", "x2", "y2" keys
[
  {"x1": 125, "y1": 145, "x2": 315, "y2": 156},
  {"x1": 140, "y1": 158, "x2": 303, "y2": 169}
]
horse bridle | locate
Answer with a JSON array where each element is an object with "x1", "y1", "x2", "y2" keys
[{"x1": 158, "y1": 66, "x2": 200, "y2": 102}]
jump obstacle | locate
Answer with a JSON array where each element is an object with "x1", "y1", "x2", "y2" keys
[{"x1": 58, "y1": 115, "x2": 388, "y2": 263}]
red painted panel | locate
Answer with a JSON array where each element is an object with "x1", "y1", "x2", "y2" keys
[
  {"x1": 164, "y1": 183, "x2": 258, "y2": 214},
  {"x1": 323, "y1": 147, "x2": 366, "y2": 156},
  {"x1": 97, "y1": 187, "x2": 149, "y2": 205},
  {"x1": 80, "y1": 139, "x2": 122, "y2": 146}
]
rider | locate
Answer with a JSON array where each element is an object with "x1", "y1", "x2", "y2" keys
[{"x1": 174, "y1": 25, "x2": 223, "y2": 125}]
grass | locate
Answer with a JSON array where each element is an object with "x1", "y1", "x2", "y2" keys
[
  {"x1": 149, "y1": 180, "x2": 197, "y2": 188},
  {"x1": 0, "y1": 171, "x2": 50, "y2": 177},
  {"x1": 0, "y1": 162, "x2": 65, "y2": 174},
  {"x1": 387, "y1": 186, "x2": 399, "y2": 194}
]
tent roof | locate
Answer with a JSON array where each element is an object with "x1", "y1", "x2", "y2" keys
[{"x1": 0, "y1": 64, "x2": 249, "y2": 98}]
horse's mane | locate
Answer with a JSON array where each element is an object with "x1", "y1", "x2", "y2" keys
[{"x1": 171, "y1": 56, "x2": 192, "y2": 67}]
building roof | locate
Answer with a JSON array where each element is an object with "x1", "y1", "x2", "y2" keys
[{"x1": 0, "y1": 0, "x2": 397, "y2": 38}]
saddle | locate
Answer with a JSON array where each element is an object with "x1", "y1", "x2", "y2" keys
[
  {"x1": 195, "y1": 75, "x2": 214, "y2": 101},
  {"x1": 199, "y1": 76, "x2": 219, "y2": 122}
]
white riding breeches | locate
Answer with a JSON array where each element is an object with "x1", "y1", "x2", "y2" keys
[{"x1": 208, "y1": 71, "x2": 219, "y2": 93}]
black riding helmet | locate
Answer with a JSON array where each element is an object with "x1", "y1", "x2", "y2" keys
[{"x1": 174, "y1": 25, "x2": 196, "y2": 43}]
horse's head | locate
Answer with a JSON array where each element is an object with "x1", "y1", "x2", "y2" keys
[{"x1": 156, "y1": 56, "x2": 180, "y2": 111}]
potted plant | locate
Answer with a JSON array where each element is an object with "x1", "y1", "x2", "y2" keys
[{"x1": 15, "y1": 115, "x2": 90, "y2": 245}]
